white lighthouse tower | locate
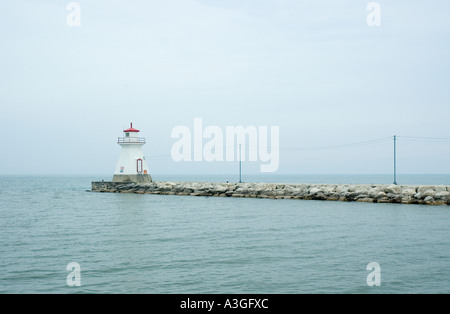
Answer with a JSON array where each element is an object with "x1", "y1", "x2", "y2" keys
[{"x1": 112, "y1": 123, "x2": 152, "y2": 182}]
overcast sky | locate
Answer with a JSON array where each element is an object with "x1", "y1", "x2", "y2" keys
[{"x1": 1, "y1": 0, "x2": 449, "y2": 176}]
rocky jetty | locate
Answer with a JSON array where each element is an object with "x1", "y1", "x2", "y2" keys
[{"x1": 91, "y1": 181, "x2": 450, "y2": 206}]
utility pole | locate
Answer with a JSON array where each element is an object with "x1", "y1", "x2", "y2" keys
[
  {"x1": 239, "y1": 144, "x2": 242, "y2": 183},
  {"x1": 393, "y1": 135, "x2": 397, "y2": 185}
]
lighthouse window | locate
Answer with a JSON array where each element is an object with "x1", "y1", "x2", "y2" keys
[{"x1": 125, "y1": 132, "x2": 129, "y2": 137}]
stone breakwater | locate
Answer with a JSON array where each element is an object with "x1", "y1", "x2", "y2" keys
[{"x1": 91, "y1": 181, "x2": 450, "y2": 206}]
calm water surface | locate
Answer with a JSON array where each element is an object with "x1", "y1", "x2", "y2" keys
[{"x1": 0, "y1": 175, "x2": 449, "y2": 293}]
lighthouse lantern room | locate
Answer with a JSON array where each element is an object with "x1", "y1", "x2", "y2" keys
[{"x1": 112, "y1": 123, "x2": 152, "y2": 182}]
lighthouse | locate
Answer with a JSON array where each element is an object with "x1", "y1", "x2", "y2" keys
[{"x1": 112, "y1": 123, "x2": 152, "y2": 183}]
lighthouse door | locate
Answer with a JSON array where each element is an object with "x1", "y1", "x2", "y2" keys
[{"x1": 137, "y1": 159, "x2": 143, "y2": 174}]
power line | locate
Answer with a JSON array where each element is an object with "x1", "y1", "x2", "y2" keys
[
  {"x1": 147, "y1": 135, "x2": 449, "y2": 160},
  {"x1": 398, "y1": 136, "x2": 450, "y2": 142},
  {"x1": 255, "y1": 136, "x2": 393, "y2": 152}
]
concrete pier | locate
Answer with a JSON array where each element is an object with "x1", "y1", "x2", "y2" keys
[{"x1": 91, "y1": 181, "x2": 450, "y2": 206}]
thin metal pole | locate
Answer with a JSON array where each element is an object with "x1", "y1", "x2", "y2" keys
[
  {"x1": 239, "y1": 144, "x2": 242, "y2": 183},
  {"x1": 393, "y1": 135, "x2": 397, "y2": 185}
]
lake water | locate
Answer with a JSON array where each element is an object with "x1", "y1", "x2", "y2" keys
[{"x1": 0, "y1": 175, "x2": 449, "y2": 294}]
